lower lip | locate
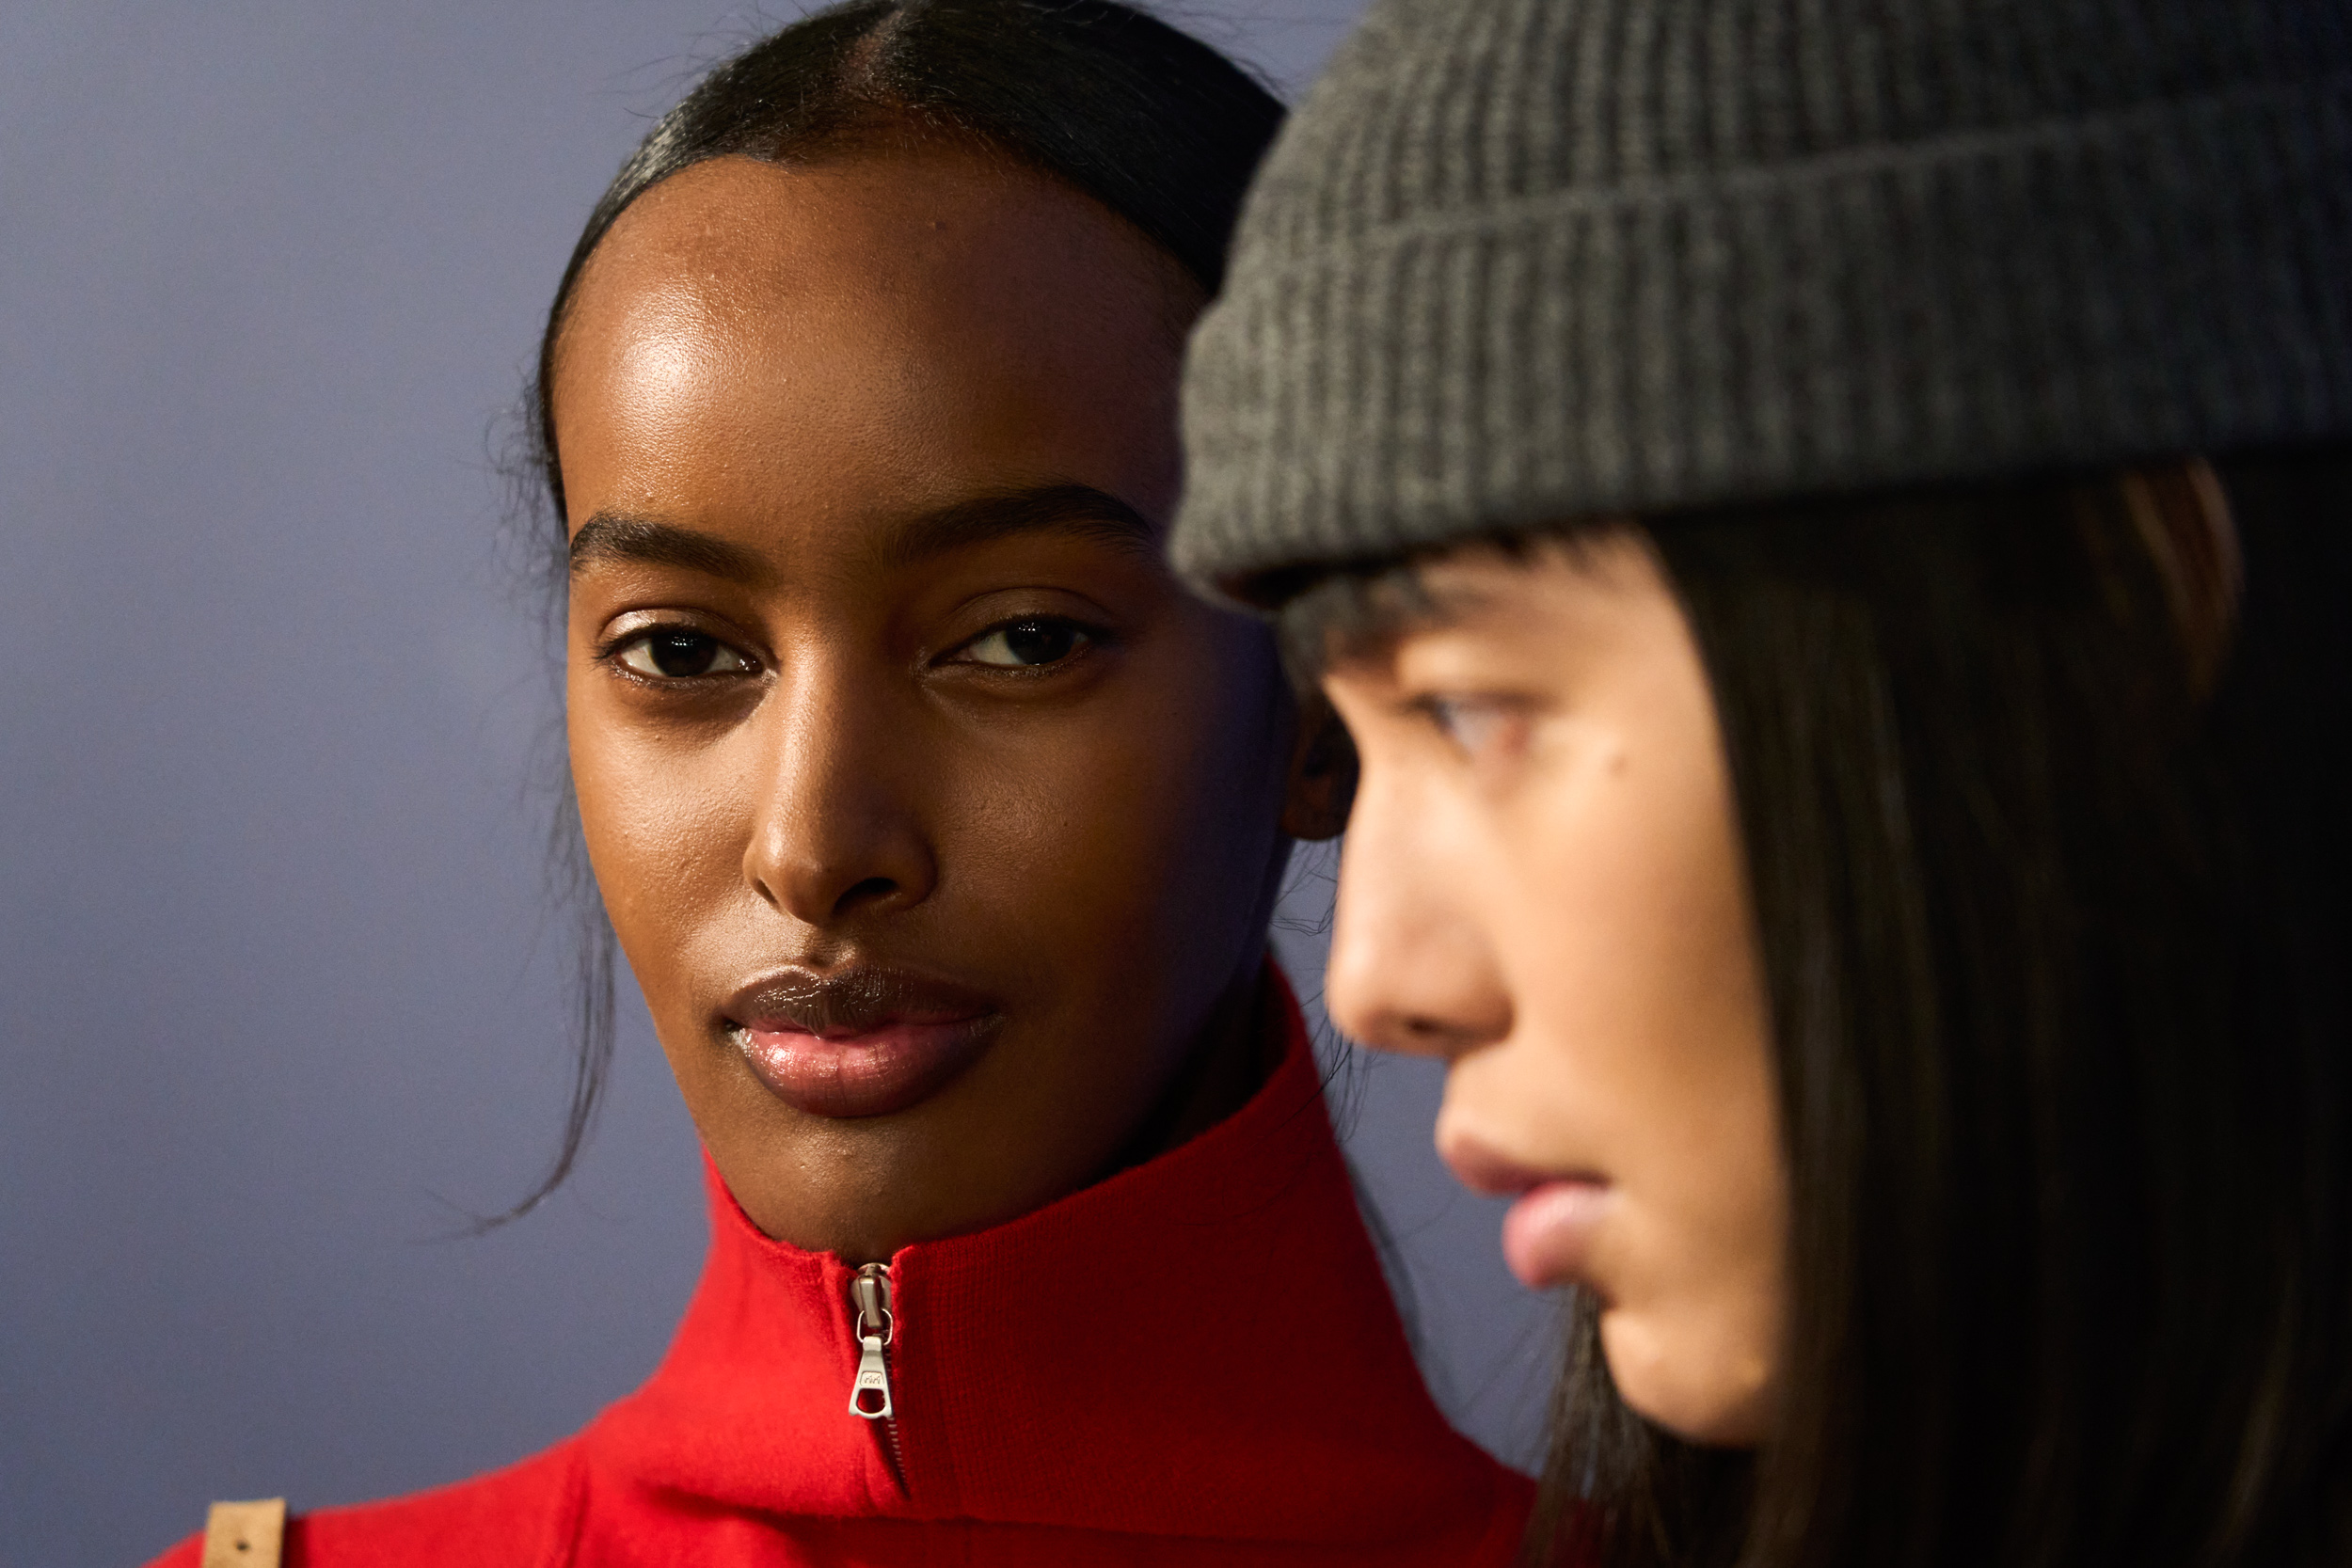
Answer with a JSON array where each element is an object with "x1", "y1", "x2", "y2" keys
[
  {"x1": 1501, "y1": 1180, "x2": 1614, "y2": 1290},
  {"x1": 733, "y1": 1016, "x2": 1000, "y2": 1118}
]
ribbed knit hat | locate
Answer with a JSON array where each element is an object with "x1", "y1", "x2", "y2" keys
[{"x1": 1172, "y1": 0, "x2": 2352, "y2": 604}]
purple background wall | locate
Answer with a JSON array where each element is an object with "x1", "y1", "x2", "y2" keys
[{"x1": 0, "y1": 6, "x2": 1549, "y2": 1563}]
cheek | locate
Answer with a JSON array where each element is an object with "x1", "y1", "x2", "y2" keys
[
  {"x1": 1491, "y1": 703, "x2": 1772, "y2": 1154},
  {"x1": 564, "y1": 679, "x2": 746, "y2": 977},
  {"x1": 961, "y1": 635, "x2": 1286, "y2": 972},
  {"x1": 1480, "y1": 722, "x2": 1788, "y2": 1435},
  {"x1": 1119, "y1": 633, "x2": 1289, "y2": 895}
]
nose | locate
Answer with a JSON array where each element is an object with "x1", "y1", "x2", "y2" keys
[
  {"x1": 741, "y1": 662, "x2": 936, "y2": 928},
  {"x1": 1323, "y1": 767, "x2": 1511, "y2": 1060}
]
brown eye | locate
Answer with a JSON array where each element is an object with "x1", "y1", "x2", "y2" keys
[
  {"x1": 615, "y1": 630, "x2": 755, "y2": 679},
  {"x1": 962, "y1": 619, "x2": 1089, "y2": 668}
]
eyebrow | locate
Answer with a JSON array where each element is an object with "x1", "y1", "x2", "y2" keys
[
  {"x1": 567, "y1": 515, "x2": 767, "y2": 579},
  {"x1": 566, "y1": 483, "x2": 1159, "y2": 580},
  {"x1": 872, "y1": 483, "x2": 1158, "y2": 570}
]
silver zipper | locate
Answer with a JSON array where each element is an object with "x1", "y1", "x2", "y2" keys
[{"x1": 848, "y1": 1263, "x2": 895, "y2": 1420}]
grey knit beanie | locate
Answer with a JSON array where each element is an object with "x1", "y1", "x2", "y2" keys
[{"x1": 1172, "y1": 0, "x2": 2352, "y2": 604}]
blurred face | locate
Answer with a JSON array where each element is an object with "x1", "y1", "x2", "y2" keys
[
  {"x1": 552, "y1": 149, "x2": 1334, "y2": 1259},
  {"x1": 1319, "y1": 534, "x2": 1788, "y2": 1447}
]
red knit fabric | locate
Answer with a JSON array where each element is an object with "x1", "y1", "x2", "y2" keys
[{"x1": 148, "y1": 977, "x2": 1536, "y2": 1565}]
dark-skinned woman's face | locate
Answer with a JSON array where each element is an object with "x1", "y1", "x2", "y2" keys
[{"x1": 552, "y1": 149, "x2": 1330, "y2": 1259}]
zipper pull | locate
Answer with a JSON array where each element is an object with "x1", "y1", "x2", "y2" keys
[{"x1": 848, "y1": 1263, "x2": 894, "y2": 1421}]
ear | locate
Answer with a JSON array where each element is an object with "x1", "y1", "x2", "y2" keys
[{"x1": 1279, "y1": 689, "x2": 1357, "y2": 841}]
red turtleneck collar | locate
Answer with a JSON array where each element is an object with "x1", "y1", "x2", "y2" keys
[{"x1": 151, "y1": 970, "x2": 1534, "y2": 1566}]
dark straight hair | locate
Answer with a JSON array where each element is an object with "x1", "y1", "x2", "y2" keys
[
  {"x1": 500, "y1": 0, "x2": 1283, "y2": 1220},
  {"x1": 1284, "y1": 447, "x2": 2352, "y2": 1567}
]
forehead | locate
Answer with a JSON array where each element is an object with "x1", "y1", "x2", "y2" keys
[{"x1": 549, "y1": 148, "x2": 1196, "y2": 533}]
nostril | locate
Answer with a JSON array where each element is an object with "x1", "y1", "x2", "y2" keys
[
  {"x1": 834, "y1": 876, "x2": 898, "y2": 916},
  {"x1": 1394, "y1": 1012, "x2": 1494, "y2": 1059}
]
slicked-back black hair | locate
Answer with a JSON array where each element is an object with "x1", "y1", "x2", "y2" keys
[{"x1": 501, "y1": 0, "x2": 1282, "y2": 1221}]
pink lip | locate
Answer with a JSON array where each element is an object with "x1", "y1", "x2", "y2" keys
[
  {"x1": 1441, "y1": 1137, "x2": 1614, "y2": 1291},
  {"x1": 722, "y1": 965, "x2": 1004, "y2": 1118},
  {"x1": 735, "y1": 1016, "x2": 999, "y2": 1118},
  {"x1": 1500, "y1": 1180, "x2": 1613, "y2": 1290}
]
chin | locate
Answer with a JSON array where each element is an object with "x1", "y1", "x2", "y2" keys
[{"x1": 1599, "y1": 1307, "x2": 1776, "y2": 1449}]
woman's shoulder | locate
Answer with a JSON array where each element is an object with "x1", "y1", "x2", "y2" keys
[{"x1": 142, "y1": 1437, "x2": 583, "y2": 1568}]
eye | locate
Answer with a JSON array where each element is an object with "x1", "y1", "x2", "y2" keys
[
  {"x1": 1419, "y1": 694, "x2": 1528, "y2": 758},
  {"x1": 958, "y1": 618, "x2": 1092, "y2": 669},
  {"x1": 612, "y1": 628, "x2": 756, "y2": 680}
]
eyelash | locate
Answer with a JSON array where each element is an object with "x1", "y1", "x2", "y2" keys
[
  {"x1": 591, "y1": 614, "x2": 1109, "y2": 687},
  {"x1": 594, "y1": 626, "x2": 760, "y2": 684},
  {"x1": 944, "y1": 615, "x2": 1104, "y2": 673}
]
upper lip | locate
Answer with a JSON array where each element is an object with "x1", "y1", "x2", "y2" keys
[
  {"x1": 722, "y1": 962, "x2": 999, "y2": 1038},
  {"x1": 1441, "y1": 1133, "x2": 1607, "y2": 1197}
]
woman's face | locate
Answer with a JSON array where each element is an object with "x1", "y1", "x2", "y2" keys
[
  {"x1": 1318, "y1": 534, "x2": 1788, "y2": 1448},
  {"x1": 552, "y1": 149, "x2": 1323, "y2": 1259}
]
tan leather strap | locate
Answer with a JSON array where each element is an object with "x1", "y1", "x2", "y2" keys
[{"x1": 201, "y1": 1498, "x2": 285, "y2": 1568}]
